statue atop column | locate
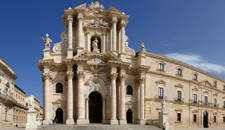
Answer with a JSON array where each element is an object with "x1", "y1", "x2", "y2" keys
[
  {"x1": 141, "y1": 42, "x2": 146, "y2": 53},
  {"x1": 92, "y1": 37, "x2": 100, "y2": 53},
  {"x1": 42, "y1": 33, "x2": 52, "y2": 50}
]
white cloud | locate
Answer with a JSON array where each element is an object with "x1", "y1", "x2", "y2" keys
[{"x1": 164, "y1": 53, "x2": 225, "y2": 74}]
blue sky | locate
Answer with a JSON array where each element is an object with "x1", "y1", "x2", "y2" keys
[{"x1": 1, "y1": 0, "x2": 225, "y2": 106}]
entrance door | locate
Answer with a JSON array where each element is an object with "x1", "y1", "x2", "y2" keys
[
  {"x1": 126, "y1": 109, "x2": 133, "y2": 124},
  {"x1": 89, "y1": 92, "x2": 102, "y2": 123},
  {"x1": 203, "y1": 111, "x2": 208, "y2": 128},
  {"x1": 56, "y1": 108, "x2": 63, "y2": 124}
]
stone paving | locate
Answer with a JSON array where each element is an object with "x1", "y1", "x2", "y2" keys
[{"x1": 0, "y1": 128, "x2": 24, "y2": 130}]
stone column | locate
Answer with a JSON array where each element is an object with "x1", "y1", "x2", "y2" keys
[
  {"x1": 67, "y1": 15, "x2": 74, "y2": 59},
  {"x1": 102, "y1": 32, "x2": 106, "y2": 53},
  {"x1": 120, "y1": 19, "x2": 125, "y2": 53},
  {"x1": 86, "y1": 32, "x2": 90, "y2": 52},
  {"x1": 77, "y1": 71, "x2": 89, "y2": 124},
  {"x1": 77, "y1": 13, "x2": 83, "y2": 54},
  {"x1": 66, "y1": 65, "x2": 74, "y2": 124},
  {"x1": 112, "y1": 17, "x2": 118, "y2": 52},
  {"x1": 119, "y1": 70, "x2": 127, "y2": 124},
  {"x1": 85, "y1": 98, "x2": 89, "y2": 120},
  {"x1": 138, "y1": 77, "x2": 146, "y2": 124},
  {"x1": 102, "y1": 98, "x2": 106, "y2": 123},
  {"x1": 43, "y1": 66, "x2": 50, "y2": 125},
  {"x1": 109, "y1": 69, "x2": 118, "y2": 124}
]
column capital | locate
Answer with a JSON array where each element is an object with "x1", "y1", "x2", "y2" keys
[
  {"x1": 120, "y1": 19, "x2": 126, "y2": 27},
  {"x1": 66, "y1": 71, "x2": 74, "y2": 79},
  {"x1": 139, "y1": 77, "x2": 145, "y2": 83},
  {"x1": 77, "y1": 13, "x2": 83, "y2": 20},
  {"x1": 119, "y1": 74, "x2": 127, "y2": 82},
  {"x1": 77, "y1": 71, "x2": 84, "y2": 79},
  {"x1": 112, "y1": 19, "x2": 118, "y2": 24},
  {"x1": 42, "y1": 72, "x2": 50, "y2": 80},
  {"x1": 68, "y1": 15, "x2": 73, "y2": 22},
  {"x1": 110, "y1": 73, "x2": 117, "y2": 80}
]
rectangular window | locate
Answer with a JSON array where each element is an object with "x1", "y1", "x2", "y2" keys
[
  {"x1": 158, "y1": 87, "x2": 164, "y2": 99},
  {"x1": 177, "y1": 113, "x2": 181, "y2": 122},
  {"x1": 214, "y1": 81, "x2": 217, "y2": 87},
  {"x1": 214, "y1": 116, "x2": 216, "y2": 123},
  {"x1": 204, "y1": 96, "x2": 208, "y2": 105},
  {"x1": 193, "y1": 94, "x2": 197, "y2": 104},
  {"x1": 224, "y1": 85, "x2": 225, "y2": 90},
  {"x1": 223, "y1": 117, "x2": 225, "y2": 122},
  {"x1": 158, "y1": 112, "x2": 161, "y2": 119},
  {"x1": 224, "y1": 101, "x2": 225, "y2": 108},
  {"x1": 177, "y1": 91, "x2": 182, "y2": 101},
  {"x1": 193, "y1": 114, "x2": 197, "y2": 122},
  {"x1": 214, "y1": 98, "x2": 217, "y2": 107},
  {"x1": 193, "y1": 74, "x2": 197, "y2": 80}
]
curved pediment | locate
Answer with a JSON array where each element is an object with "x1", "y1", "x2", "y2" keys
[{"x1": 155, "y1": 80, "x2": 166, "y2": 85}]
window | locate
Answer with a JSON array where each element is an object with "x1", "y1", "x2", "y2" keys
[
  {"x1": 177, "y1": 91, "x2": 182, "y2": 101},
  {"x1": 158, "y1": 87, "x2": 164, "y2": 99},
  {"x1": 214, "y1": 116, "x2": 216, "y2": 123},
  {"x1": 126, "y1": 85, "x2": 133, "y2": 95},
  {"x1": 214, "y1": 98, "x2": 217, "y2": 107},
  {"x1": 158, "y1": 112, "x2": 161, "y2": 119},
  {"x1": 177, "y1": 113, "x2": 181, "y2": 122},
  {"x1": 193, "y1": 114, "x2": 197, "y2": 122},
  {"x1": 56, "y1": 83, "x2": 63, "y2": 93},
  {"x1": 224, "y1": 101, "x2": 225, "y2": 108},
  {"x1": 193, "y1": 94, "x2": 197, "y2": 104},
  {"x1": 204, "y1": 96, "x2": 208, "y2": 105},
  {"x1": 213, "y1": 81, "x2": 217, "y2": 87},
  {"x1": 223, "y1": 85, "x2": 225, "y2": 90},
  {"x1": 158, "y1": 63, "x2": 164, "y2": 71},
  {"x1": 223, "y1": 117, "x2": 225, "y2": 122},
  {"x1": 193, "y1": 74, "x2": 197, "y2": 80},
  {"x1": 177, "y1": 68, "x2": 182, "y2": 75}
]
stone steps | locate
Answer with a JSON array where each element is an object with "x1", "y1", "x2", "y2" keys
[{"x1": 37, "y1": 124, "x2": 162, "y2": 130}]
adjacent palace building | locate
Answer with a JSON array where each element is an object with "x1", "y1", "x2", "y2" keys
[{"x1": 38, "y1": 2, "x2": 225, "y2": 128}]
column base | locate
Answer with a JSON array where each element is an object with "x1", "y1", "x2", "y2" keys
[
  {"x1": 43, "y1": 119, "x2": 51, "y2": 125},
  {"x1": 118, "y1": 119, "x2": 127, "y2": 125},
  {"x1": 66, "y1": 48, "x2": 74, "y2": 59},
  {"x1": 76, "y1": 119, "x2": 89, "y2": 124},
  {"x1": 76, "y1": 47, "x2": 84, "y2": 54},
  {"x1": 106, "y1": 119, "x2": 118, "y2": 124},
  {"x1": 135, "y1": 119, "x2": 146, "y2": 125},
  {"x1": 119, "y1": 53, "x2": 126, "y2": 61},
  {"x1": 66, "y1": 118, "x2": 74, "y2": 125},
  {"x1": 110, "y1": 50, "x2": 118, "y2": 56}
]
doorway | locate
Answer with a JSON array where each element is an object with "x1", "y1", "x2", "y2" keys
[
  {"x1": 203, "y1": 111, "x2": 208, "y2": 128},
  {"x1": 126, "y1": 109, "x2": 133, "y2": 124},
  {"x1": 56, "y1": 108, "x2": 63, "y2": 124},
  {"x1": 89, "y1": 91, "x2": 102, "y2": 123}
]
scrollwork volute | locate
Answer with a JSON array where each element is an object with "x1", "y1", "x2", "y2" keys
[
  {"x1": 110, "y1": 73, "x2": 117, "y2": 80},
  {"x1": 66, "y1": 71, "x2": 74, "y2": 79}
]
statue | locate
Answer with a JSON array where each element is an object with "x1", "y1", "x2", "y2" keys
[
  {"x1": 141, "y1": 42, "x2": 146, "y2": 52},
  {"x1": 92, "y1": 37, "x2": 100, "y2": 53},
  {"x1": 42, "y1": 33, "x2": 52, "y2": 50},
  {"x1": 28, "y1": 96, "x2": 34, "y2": 110}
]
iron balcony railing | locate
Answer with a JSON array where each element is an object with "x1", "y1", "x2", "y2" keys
[
  {"x1": 154, "y1": 95, "x2": 167, "y2": 100},
  {"x1": 174, "y1": 97, "x2": 184, "y2": 102}
]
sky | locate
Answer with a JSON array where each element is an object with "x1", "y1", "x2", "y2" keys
[{"x1": 1, "y1": 0, "x2": 225, "y2": 106}]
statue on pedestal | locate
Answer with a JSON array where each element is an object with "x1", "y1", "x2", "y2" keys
[
  {"x1": 92, "y1": 37, "x2": 100, "y2": 53},
  {"x1": 141, "y1": 42, "x2": 146, "y2": 53},
  {"x1": 42, "y1": 33, "x2": 52, "y2": 50}
]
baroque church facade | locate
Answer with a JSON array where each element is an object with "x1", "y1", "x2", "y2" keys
[{"x1": 38, "y1": 2, "x2": 225, "y2": 128}]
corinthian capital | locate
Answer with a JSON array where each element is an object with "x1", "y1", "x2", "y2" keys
[
  {"x1": 110, "y1": 73, "x2": 118, "y2": 80},
  {"x1": 119, "y1": 74, "x2": 127, "y2": 82},
  {"x1": 77, "y1": 13, "x2": 83, "y2": 20},
  {"x1": 42, "y1": 72, "x2": 50, "y2": 80},
  {"x1": 77, "y1": 71, "x2": 84, "y2": 79},
  {"x1": 139, "y1": 77, "x2": 145, "y2": 83},
  {"x1": 66, "y1": 71, "x2": 74, "y2": 79},
  {"x1": 68, "y1": 15, "x2": 73, "y2": 22},
  {"x1": 111, "y1": 17, "x2": 118, "y2": 24}
]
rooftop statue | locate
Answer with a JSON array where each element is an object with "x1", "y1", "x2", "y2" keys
[
  {"x1": 42, "y1": 33, "x2": 52, "y2": 50},
  {"x1": 141, "y1": 42, "x2": 146, "y2": 52}
]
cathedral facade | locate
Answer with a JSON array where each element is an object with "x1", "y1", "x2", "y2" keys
[{"x1": 38, "y1": 2, "x2": 225, "y2": 128}]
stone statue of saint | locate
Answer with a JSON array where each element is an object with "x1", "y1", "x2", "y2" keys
[
  {"x1": 28, "y1": 96, "x2": 34, "y2": 110},
  {"x1": 141, "y1": 42, "x2": 146, "y2": 52},
  {"x1": 42, "y1": 33, "x2": 52, "y2": 50},
  {"x1": 92, "y1": 37, "x2": 100, "y2": 53}
]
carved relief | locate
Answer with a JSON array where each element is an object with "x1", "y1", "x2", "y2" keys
[
  {"x1": 87, "y1": 58, "x2": 105, "y2": 64},
  {"x1": 123, "y1": 31, "x2": 135, "y2": 56},
  {"x1": 90, "y1": 66, "x2": 104, "y2": 76},
  {"x1": 83, "y1": 19, "x2": 109, "y2": 28},
  {"x1": 85, "y1": 1, "x2": 106, "y2": 17},
  {"x1": 155, "y1": 80, "x2": 166, "y2": 85}
]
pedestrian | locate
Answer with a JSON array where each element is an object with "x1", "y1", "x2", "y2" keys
[{"x1": 52, "y1": 116, "x2": 55, "y2": 124}]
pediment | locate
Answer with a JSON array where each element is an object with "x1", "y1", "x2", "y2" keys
[
  {"x1": 201, "y1": 80, "x2": 212, "y2": 87},
  {"x1": 175, "y1": 84, "x2": 183, "y2": 89},
  {"x1": 52, "y1": 99, "x2": 63, "y2": 104},
  {"x1": 155, "y1": 80, "x2": 166, "y2": 85},
  {"x1": 75, "y1": 3, "x2": 87, "y2": 10}
]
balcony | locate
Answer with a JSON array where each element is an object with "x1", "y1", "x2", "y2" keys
[
  {"x1": 0, "y1": 92, "x2": 17, "y2": 105},
  {"x1": 213, "y1": 104, "x2": 219, "y2": 108},
  {"x1": 174, "y1": 97, "x2": 184, "y2": 102},
  {"x1": 203, "y1": 102, "x2": 211, "y2": 106}
]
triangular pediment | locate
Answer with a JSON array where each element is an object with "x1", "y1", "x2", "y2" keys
[
  {"x1": 75, "y1": 3, "x2": 87, "y2": 10},
  {"x1": 201, "y1": 80, "x2": 212, "y2": 87},
  {"x1": 52, "y1": 99, "x2": 63, "y2": 104},
  {"x1": 109, "y1": 6, "x2": 121, "y2": 13}
]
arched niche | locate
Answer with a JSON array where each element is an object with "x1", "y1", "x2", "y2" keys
[{"x1": 91, "y1": 35, "x2": 101, "y2": 53}]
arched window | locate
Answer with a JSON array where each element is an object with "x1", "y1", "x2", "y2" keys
[
  {"x1": 126, "y1": 85, "x2": 133, "y2": 95},
  {"x1": 177, "y1": 68, "x2": 182, "y2": 75},
  {"x1": 56, "y1": 83, "x2": 63, "y2": 93},
  {"x1": 158, "y1": 63, "x2": 164, "y2": 71},
  {"x1": 193, "y1": 74, "x2": 197, "y2": 80}
]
